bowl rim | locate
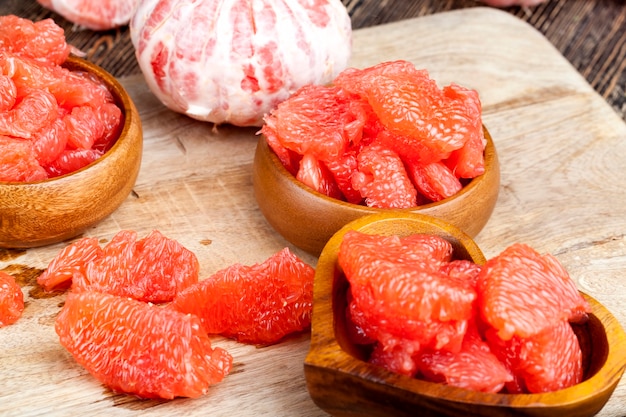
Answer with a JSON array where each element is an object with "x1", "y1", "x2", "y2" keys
[
  {"x1": 0, "y1": 55, "x2": 136, "y2": 186},
  {"x1": 307, "y1": 212, "x2": 626, "y2": 408},
  {"x1": 259, "y1": 125, "x2": 497, "y2": 211}
]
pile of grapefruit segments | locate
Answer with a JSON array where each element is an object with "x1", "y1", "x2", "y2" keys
[
  {"x1": 37, "y1": 230, "x2": 315, "y2": 400},
  {"x1": 261, "y1": 60, "x2": 486, "y2": 208},
  {"x1": 339, "y1": 231, "x2": 591, "y2": 394},
  {"x1": 0, "y1": 15, "x2": 123, "y2": 182}
]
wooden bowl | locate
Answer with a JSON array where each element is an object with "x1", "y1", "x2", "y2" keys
[
  {"x1": 304, "y1": 212, "x2": 626, "y2": 417},
  {"x1": 252, "y1": 127, "x2": 500, "y2": 257},
  {"x1": 0, "y1": 56, "x2": 143, "y2": 248}
]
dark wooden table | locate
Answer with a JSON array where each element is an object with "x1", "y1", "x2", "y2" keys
[{"x1": 2, "y1": 0, "x2": 625, "y2": 121}]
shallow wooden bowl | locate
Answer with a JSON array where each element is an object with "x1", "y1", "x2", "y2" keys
[
  {"x1": 0, "y1": 56, "x2": 143, "y2": 248},
  {"x1": 304, "y1": 212, "x2": 626, "y2": 417},
  {"x1": 252, "y1": 127, "x2": 500, "y2": 257}
]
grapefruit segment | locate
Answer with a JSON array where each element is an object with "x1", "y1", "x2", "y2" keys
[
  {"x1": 45, "y1": 149, "x2": 103, "y2": 177},
  {"x1": 407, "y1": 160, "x2": 463, "y2": 202},
  {"x1": 37, "y1": 237, "x2": 104, "y2": 291},
  {"x1": 0, "y1": 136, "x2": 48, "y2": 182},
  {"x1": 0, "y1": 271, "x2": 24, "y2": 327},
  {"x1": 261, "y1": 85, "x2": 362, "y2": 162},
  {"x1": 73, "y1": 230, "x2": 200, "y2": 303},
  {"x1": 485, "y1": 320, "x2": 584, "y2": 393},
  {"x1": 352, "y1": 145, "x2": 418, "y2": 209},
  {"x1": 416, "y1": 323, "x2": 513, "y2": 393},
  {"x1": 296, "y1": 153, "x2": 343, "y2": 200},
  {"x1": 0, "y1": 74, "x2": 17, "y2": 111},
  {"x1": 32, "y1": 117, "x2": 70, "y2": 166},
  {"x1": 170, "y1": 248, "x2": 315, "y2": 345},
  {"x1": 39, "y1": 230, "x2": 199, "y2": 303},
  {"x1": 339, "y1": 231, "x2": 476, "y2": 355},
  {"x1": 55, "y1": 290, "x2": 232, "y2": 399},
  {"x1": 477, "y1": 243, "x2": 590, "y2": 340},
  {"x1": 0, "y1": 15, "x2": 71, "y2": 65}
]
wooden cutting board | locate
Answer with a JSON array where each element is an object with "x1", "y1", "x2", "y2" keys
[{"x1": 1, "y1": 7, "x2": 625, "y2": 416}]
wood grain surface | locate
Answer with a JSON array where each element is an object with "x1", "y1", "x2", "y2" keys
[
  {"x1": 1, "y1": 0, "x2": 624, "y2": 122},
  {"x1": 1, "y1": 7, "x2": 626, "y2": 417}
]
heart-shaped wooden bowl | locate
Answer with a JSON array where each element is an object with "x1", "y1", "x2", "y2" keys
[
  {"x1": 252, "y1": 127, "x2": 499, "y2": 257},
  {"x1": 0, "y1": 56, "x2": 143, "y2": 248},
  {"x1": 304, "y1": 212, "x2": 626, "y2": 417}
]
